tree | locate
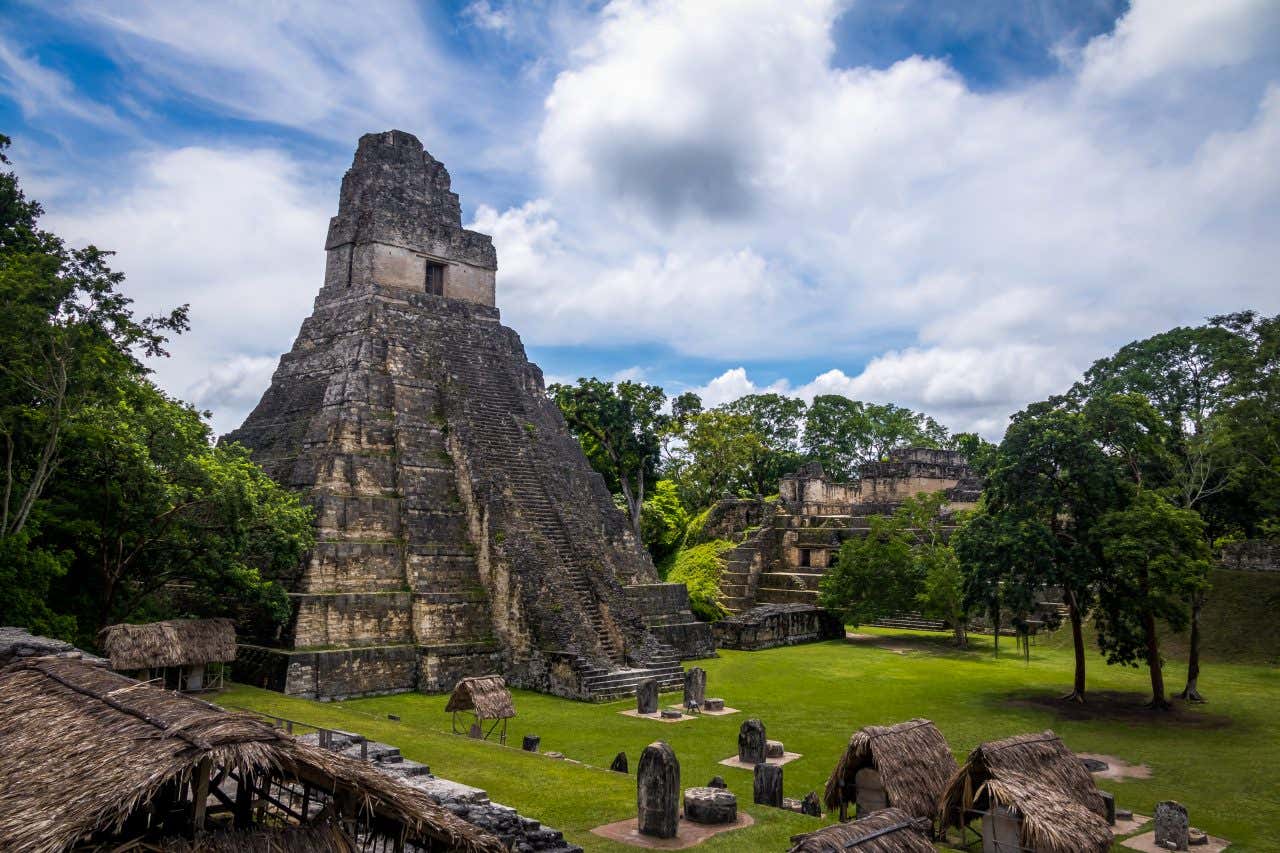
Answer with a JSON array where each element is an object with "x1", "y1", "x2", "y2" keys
[
  {"x1": 803, "y1": 396, "x2": 949, "y2": 480},
  {"x1": 953, "y1": 508, "x2": 1048, "y2": 657},
  {"x1": 819, "y1": 510, "x2": 917, "y2": 627},
  {"x1": 550, "y1": 378, "x2": 667, "y2": 539},
  {"x1": 41, "y1": 380, "x2": 312, "y2": 643},
  {"x1": 0, "y1": 136, "x2": 188, "y2": 541},
  {"x1": 640, "y1": 479, "x2": 690, "y2": 569},
  {"x1": 671, "y1": 409, "x2": 764, "y2": 509},
  {"x1": 1094, "y1": 491, "x2": 1212, "y2": 709},
  {"x1": 721, "y1": 393, "x2": 806, "y2": 495},
  {"x1": 982, "y1": 401, "x2": 1125, "y2": 701}
]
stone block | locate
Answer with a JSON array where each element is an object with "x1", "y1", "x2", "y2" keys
[
  {"x1": 766, "y1": 739, "x2": 784, "y2": 758},
  {"x1": 611, "y1": 751, "x2": 628, "y2": 773},
  {"x1": 707, "y1": 775, "x2": 727, "y2": 789},
  {"x1": 704, "y1": 697, "x2": 725, "y2": 711},
  {"x1": 801, "y1": 791, "x2": 821, "y2": 816},
  {"x1": 683, "y1": 787, "x2": 737, "y2": 825},
  {"x1": 522, "y1": 735, "x2": 540, "y2": 752}
]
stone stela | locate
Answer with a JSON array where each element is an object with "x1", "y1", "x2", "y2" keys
[
  {"x1": 638, "y1": 741, "x2": 680, "y2": 839},
  {"x1": 738, "y1": 719, "x2": 767, "y2": 765}
]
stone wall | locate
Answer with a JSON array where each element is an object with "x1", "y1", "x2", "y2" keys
[
  {"x1": 625, "y1": 584, "x2": 716, "y2": 659},
  {"x1": 713, "y1": 604, "x2": 844, "y2": 651},
  {"x1": 1221, "y1": 540, "x2": 1280, "y2": 572}
]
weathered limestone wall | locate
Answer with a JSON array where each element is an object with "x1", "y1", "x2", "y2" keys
[
  {"x1": 713, "y1": 604, "x2": 844, "y2": 651},
  {"x1": 625, "y1": 584, "x2": 716, "y2": 659},
  {"x1": 1221, "y1": 540, "x2": 1280, "y2": 572}
]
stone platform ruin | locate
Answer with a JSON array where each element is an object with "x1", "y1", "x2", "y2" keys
[{"x1": 228, "y1": 130, "x2": 710, "y2": 700}]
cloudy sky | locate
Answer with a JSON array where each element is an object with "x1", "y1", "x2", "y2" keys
[{"x1": 3, "y1": 0, "x2": 1278, "y2": 439}]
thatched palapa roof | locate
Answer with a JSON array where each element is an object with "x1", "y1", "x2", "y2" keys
[
  {"x1": 938, "y1": 730, "x2": 1111, "y2": 853},
  {"x1": 162, "y1": 822, "x2": 357, "y2": 852},
  {"x1": 823, "y1": 718, "x2": 956, "y2": 821},
  {"x1": 99, "y1": 617, "x2": 238, "y2": 670},
  {"x1": 0, "y1": 657, "x2": 506, "y2": 853},
  {"x1": 788, "y1": 807, "x2": 935, "y2": 852},
  {"x1": 445, "y1": 674, "x2": 516, "y2": 719}
]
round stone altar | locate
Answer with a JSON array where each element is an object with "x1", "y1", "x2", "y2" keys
[{"x1": 683, "y1": 786, "x2": 738, "y2": 825}]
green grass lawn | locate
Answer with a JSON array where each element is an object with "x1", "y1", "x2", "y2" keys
[{"x1": 220, "y1": 628, "x2": 1279, "y2": 852}]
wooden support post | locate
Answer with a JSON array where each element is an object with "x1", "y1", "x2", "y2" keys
[
  {"x1": 234, "y1": 770, "x2": 254, "y2": 829},
  {"x1": 191, "y1": 757, "x2": 212, "y2": 834}
]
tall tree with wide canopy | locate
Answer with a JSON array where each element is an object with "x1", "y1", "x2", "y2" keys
[
  {"x1": 981, "y1": 401, "x2": 1125, "y2": 701},
  {"x1": 1094, "y1": 490, "x2": 1212, "y2": 709},
  {"x1": 549, "y1": 378, "x2": 667, "y2": 539}
]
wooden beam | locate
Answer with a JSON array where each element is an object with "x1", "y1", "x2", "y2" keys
[{"x1": 191, "y1": 757, "x2": 212, "y2": 833}]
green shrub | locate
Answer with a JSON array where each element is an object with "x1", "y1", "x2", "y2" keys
[{"x1": 667, "y1": 540, "x2": 734, "y2": 621}]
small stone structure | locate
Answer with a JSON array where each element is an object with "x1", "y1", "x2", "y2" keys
[
  {"x1": 800, "y1": 791, "x2": 821, "y2": 817},
  {"x1": 522, "y1": 735, "x2": 540, "y2": 752},
  {"x1": 1155, "y1": 801, "x2": 1190, "y2": 851},
  {"x1": 714, "y1": 604, "x2": 844, "y2": 651},
  {"x1": 683, "y1": 666, "x2": 706, "y2": 707},
  {"x1": 637, "y1": 679, "x2": 659, "y2": 714},
  {"x1": 707, "y1": 775, "x2": 727, "y2": 789},
  {"x1": 766, "y1": 739, "x2": 785, "y2": 758},
  {"x1": 705, "y1": 698, "x2": 726, "y2": 711},
  {"x1": 683, "y1": 787, "x2": 737, "y2": 825},
  {"x1": 739, "y1": 719, "x2": 767, "y2": 765},
  {"x1": 754, "y1": 763, "x2": 783, "y2": 807},
  {"x1": 638, "y1": 741, "x2": 680, "y2": 839},
  {"x1": 611, "y1": 752, "x2": 628, "y2": 773}
]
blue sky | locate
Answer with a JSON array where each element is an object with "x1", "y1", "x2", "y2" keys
[{"x1": 2, "y1": 0, "x2": 1278, "y2": 438}]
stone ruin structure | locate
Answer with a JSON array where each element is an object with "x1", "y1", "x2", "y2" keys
[
  {"x1": 695, "y1": 449, "x2": 980, "y2": 648},
  {"x1": 711, "y1": 449, "x2": 981, "y2": 615},
  {"x1": 228, "y1": 130, "x2": 710, "y2": 700},
  {"x1": 637, "y1": 741, "x2": 680, "y2": 839}
]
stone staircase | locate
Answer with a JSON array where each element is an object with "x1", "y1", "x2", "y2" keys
[
  {"x1": 870, "y1": 611, "x2": 949, "y2": 631},
  {"x1": 442, "y1": 325, "x2": 681, "y2": 698}
]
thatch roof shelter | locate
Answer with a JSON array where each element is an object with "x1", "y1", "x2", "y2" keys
[
  {"x1": 788, "y1": 807, "x2": 935, "y2": 852},
  {"x1": 446, "y1": 675, "x2": 514, "y2": 743},
  {"x1": 938, "y1": 730, "x2": 1111, "y2": 853},
  {"x1": 823, "y1": 718, "x2": 957, "y2": 823},
  {"x1": 100, "y1": 617, "x2": 238, "y2": 671},
  {"x1": 0, "y1": 657, "x2": 506, "y2": 853}
]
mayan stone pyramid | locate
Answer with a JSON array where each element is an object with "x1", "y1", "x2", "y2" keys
[{"x1": 228, "y1": 131, "x2": 711, "y2": 700}]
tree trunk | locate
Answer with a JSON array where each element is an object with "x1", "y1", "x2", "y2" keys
[
  {"x1": 1175, "y1": 592, "x2": 1205, "y2": 702},
  {"x1": 618, "y1": 472, "x2": 642, "y2": 541},
  {"x1": 1144, "y1": 610, "x2": 1170, "y2": 710},
  {"x1": 1063, "y1": 590, "x2": 1087, "y2": 702},
  {"x1": 991, "y1": 603, "x2": 1000, "y2": 657}
]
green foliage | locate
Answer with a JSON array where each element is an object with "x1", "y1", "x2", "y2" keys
[
  {"x1": 667, "y1": 540, "x2": 732, "y2": 621},
  {"x1": 720, "y1": 393, "x2": 807, "y2": 494},
  {"x1": 668, "y1": 409, "x2": 764, "y2": 510},
  {"x1": 0, "y1": 143, "x2": 307, "y2": 642},
  {"x1": 550, "y1": 378, "x2": 667, "y2": 537},
  {"x1": 819, "y1": 492, "x2": 958, "y2": 630},
  {"x1": 802, "y1": 395, "x2": 949, "y2": 480},
  {"x1": 640, "y1": 479, "x2": 690, "y2": 568},
  {"x1": 1094, "y1": 491, "x2": 1213, "y2": 706}
]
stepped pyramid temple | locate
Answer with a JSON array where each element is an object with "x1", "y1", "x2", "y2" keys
[{"x1": 229, "y1": 130, "x2": 711, "y2": 701}]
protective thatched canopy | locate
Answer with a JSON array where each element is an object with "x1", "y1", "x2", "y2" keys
[
  {"x1": 788, "y1": 807, "x2": 935, "y2": 852},
  {"x1": 445, "y1": 675, "x2": 515, "y2": 719},
  {"x1": 938, "y1": 730, "x2": 1111, "y2": 853},
  {"x1": 162, "y1": 822, "x2": 357, "y2": 852},
  {"x1": 99, "y1": 618, "x2": 238, "y2": 670},
  {"x1": 0, "y1": 657, "x2": 506, "y2": 853},
  {"x1": 823, "y1": 718, "x2": 956, "y2": 822}
]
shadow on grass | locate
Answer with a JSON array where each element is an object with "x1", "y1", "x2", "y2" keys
[
  {"x1": 997, "y1": 689, "x2": 1234, "y2": 730},
  {"x1": 843, "y1": 630, "x2": 994, "y2": 659}
]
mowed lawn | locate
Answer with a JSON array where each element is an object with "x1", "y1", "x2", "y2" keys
[{"x1": 220, "y1": 628, "x2": 1279, "y2": 852}]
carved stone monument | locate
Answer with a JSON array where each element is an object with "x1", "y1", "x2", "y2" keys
[
  {"x1": 1155, "y1": 801, "x2": 1190, "y2": 851},
  {"x1": 704, "y1": 697, "x2": 725, "y2": 712},
  {"x1": 801, "y1": 791, "x2": 821, "y2": 817},
  {"x1": 638, "y1": 741, "x2": 680, "y2": 838},
  {"x1": 521, "y1": 735, "x2": 540, "y2": 752},
  {"x1": 683, "y1": 667, "x2": 706, "y2": 707},
  {"x1": 611, "y1": 751, "x2": 628, "y2": 773},
  {"x1": 637, "y1": 679, "x2": 659, "y2": 714},
  {"x1": 738, "y1": 718, "x2": 767, "y2": 765},
  {"x1": 753, "y1": 762, "x2": 783, "y2": 808},
  {"x1": 684, "y1": 787, "x2": 737, "y2": 825}
]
